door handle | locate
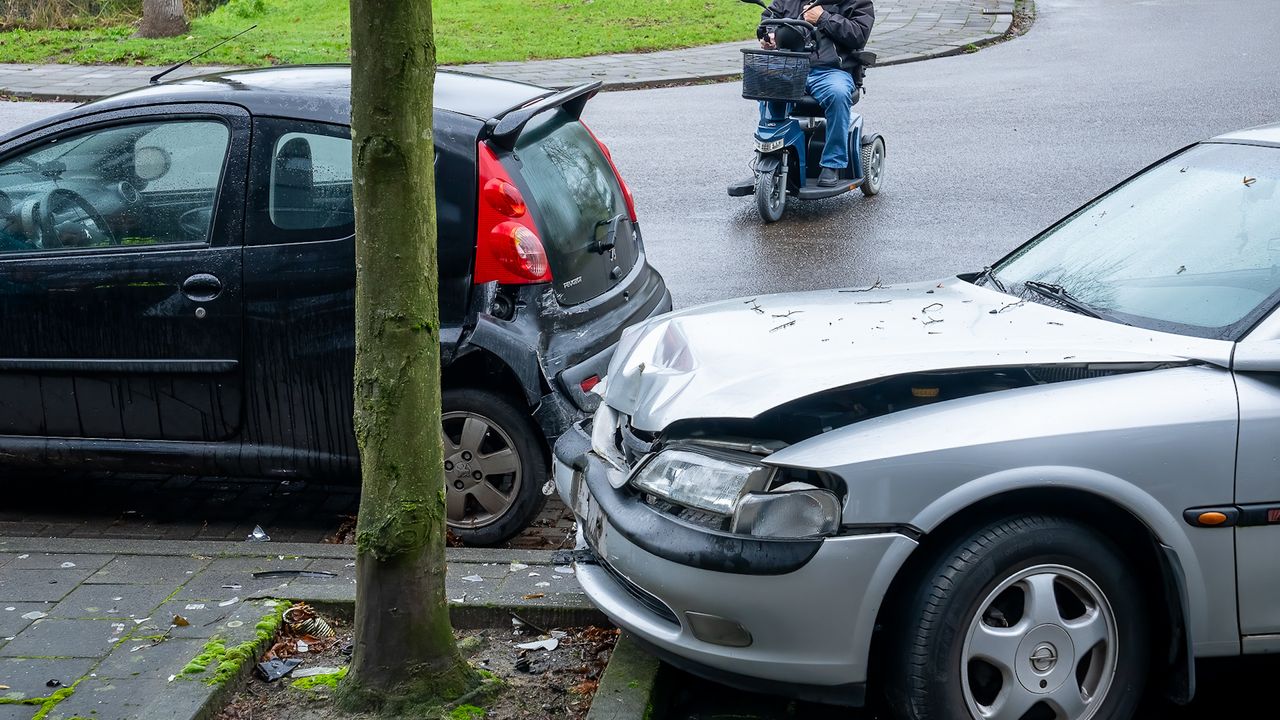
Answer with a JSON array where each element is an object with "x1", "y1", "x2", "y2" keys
[{"x1": 181, "y1": 273, "x2": 223, "y2": 302}]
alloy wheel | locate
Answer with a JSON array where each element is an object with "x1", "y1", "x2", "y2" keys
[
  {"x1": 441, "y1": 411, "x2": 523, "y2": 529},
  {"x1": 961, "y1": 564, "x2": 1118, "y2": 720}
]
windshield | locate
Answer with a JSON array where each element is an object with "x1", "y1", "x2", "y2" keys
[{"x1": 993, "y1": 142, "x2": 1280, "y2": 339}]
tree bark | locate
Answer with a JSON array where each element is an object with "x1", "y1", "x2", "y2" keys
[
  {"x1": 138, "y1": 0, "x2": 188, "y2": 38},
  {"x1": 338, "y1": 0, "x2": 477, "y2": 713}
]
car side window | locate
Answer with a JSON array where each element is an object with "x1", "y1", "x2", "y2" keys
[
  {"x1": 249, "y1": 119, "x2": 354, "y2": 244},
  {"x1": 0, "y1": 119, "x2": 230, "y2": 253}
]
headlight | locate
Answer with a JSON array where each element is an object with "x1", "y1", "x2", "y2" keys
[
  {"x1": 730, "y1": 482, "x2": 841, "y2": 538},
  {"x1": 631, "y1": 448, "x2": 773, "y2": 515}
]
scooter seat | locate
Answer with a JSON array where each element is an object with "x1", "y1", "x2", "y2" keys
[{"x1": 791, "y1": 88, "x2": 860, "y2": 117}]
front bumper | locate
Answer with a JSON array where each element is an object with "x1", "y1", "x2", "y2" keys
[{"x1": 553, "y1": 422, "x2": 918, "y2": 705}]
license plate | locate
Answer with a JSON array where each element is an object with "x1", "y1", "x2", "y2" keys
[{"x1": 581, "y1": 489, "x2": 608, "y2": 559}]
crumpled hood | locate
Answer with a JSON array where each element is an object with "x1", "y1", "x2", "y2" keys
[{"x1": 604, "y1": 277, "x2": 1232, "y2": 432}]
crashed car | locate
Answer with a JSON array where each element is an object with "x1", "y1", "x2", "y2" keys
[{"x1": 555, "y1": 124, "x2": 1280, "y2": 720}]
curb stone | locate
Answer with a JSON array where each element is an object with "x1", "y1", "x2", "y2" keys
[{"x1": 585, "y1": 633, "x2": 664, "y2": 720}]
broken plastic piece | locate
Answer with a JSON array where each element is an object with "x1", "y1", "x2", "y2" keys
[
  {"x1": 292, "y1": 666, "x2": 341, "y2": 679},
  {"x1": 246, "y1": 525, "x2": 271, "y2": 542},
  {"x1": 252, "y1": 570, "x2": 337, "y2": 580},
  {"x1": 516, "y1": 638, "x2": 559, "y2": 651},
  {"x1": 20, "y1": 611, "x2": 47, "y2": 620},
  {"x1": 256, "y1": 658, "x2": 302, "y2": 682},
  {"x1": 461, "y1": 574, "x2": 484, "y2": 582}
]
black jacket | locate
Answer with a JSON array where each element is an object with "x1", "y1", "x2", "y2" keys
[{"x1": 759, "y1": 0, "x2": 875, "y2": 69}]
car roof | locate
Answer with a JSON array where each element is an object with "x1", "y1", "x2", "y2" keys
[
  {"x1": 1210, "y1": 122, "x2": 1280, "y2": 147},
  {"x1": 53, "y1": 65, "x2": 553, "y2": 127}
]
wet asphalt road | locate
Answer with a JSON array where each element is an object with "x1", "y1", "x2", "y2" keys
[{"x1": 583, "y1": 0, "x2": 1280, "y2": 308}]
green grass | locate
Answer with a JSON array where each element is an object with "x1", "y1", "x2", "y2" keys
[{"x1": 0, "y1": 0, "x2": 761, "y2": 66}]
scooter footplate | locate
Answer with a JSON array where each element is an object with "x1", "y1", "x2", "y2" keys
[
  {"x1": 728, "y1": 178, "x2": 756, "y2": 197},
  {"x1": 796, "y1": 178, "x2": 862, "y2": 200}
]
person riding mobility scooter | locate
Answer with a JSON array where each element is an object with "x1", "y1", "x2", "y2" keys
[{"x1": 728, "y1": 0, "x2": 887, "y2": 222}]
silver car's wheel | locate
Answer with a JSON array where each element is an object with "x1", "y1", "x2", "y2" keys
[
  {"x1": 886, "y1": 516, "x2": 1148, "y2": 720},
  {"x1": 961, "y1": 565, "x2": 1118, "y2": 720}
]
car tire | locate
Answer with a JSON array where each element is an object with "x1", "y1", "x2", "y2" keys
[
  {"x1": 887, "y1": 515, "x2": 1148, "y2": 720},
  {"x1": 441, "y1": 387, "x2": 548, "y2": 547}
]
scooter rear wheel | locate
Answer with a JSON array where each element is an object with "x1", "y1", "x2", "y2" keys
[
  {"x1": 860, "y1": 136, "x2": 886, "y2": 197},
  {"x1": 756, "y1": 167, "x2": 786, "y2": 222}
]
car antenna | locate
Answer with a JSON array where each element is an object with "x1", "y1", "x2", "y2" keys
[{"x1": 149, "y1": 24, "x2": 258, "y2": 85}]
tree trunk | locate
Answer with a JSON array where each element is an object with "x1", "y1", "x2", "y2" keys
[
  {"x1": 138, "y1": 0, "x2": 188, "y2": 38},
  {"x1": 338, "y1": 0, "x2": 477, "y2": 713}
]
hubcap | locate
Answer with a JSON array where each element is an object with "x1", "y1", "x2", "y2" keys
[
  {"x1": 961, "y1": 564, "x2": 1117, "y2": 720},
  {"x1": 441, "y1": 411, "x2": 522, "y2": 529},
  {"x1": 868, "y1": 143, "x2": 884, "y2": 189}
]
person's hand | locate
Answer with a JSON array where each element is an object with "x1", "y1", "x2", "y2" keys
[
  {"x1": 803, "y1": 5, "x2": 824, "y2": 23},
  {"x1": 760, "y1": 32, "x2": 777, "y2": 49}
]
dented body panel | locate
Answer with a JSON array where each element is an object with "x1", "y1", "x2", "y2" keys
[{"x1": 603, "y1": 277, "x2": 1232, "y2": 432}]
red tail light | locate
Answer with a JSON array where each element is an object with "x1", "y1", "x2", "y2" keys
[
  {"x1": 583, "y1": 123, "x2": 638, "y2": 222},
  {"x1": 474, "y1": 142, "x2": 552, "y2": 285}
]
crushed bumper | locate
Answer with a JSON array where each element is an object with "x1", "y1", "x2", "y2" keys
[{"x1": 552, "y1": 422, "x2": 918, "y2": 703}]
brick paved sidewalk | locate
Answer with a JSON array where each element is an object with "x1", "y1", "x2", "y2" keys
[
  {"x1": 0, "y1": 0, "x2": 1014, "y2": 101},
  {"x1": 0, "y1": 537, "x2": 597, "y2": 720}
]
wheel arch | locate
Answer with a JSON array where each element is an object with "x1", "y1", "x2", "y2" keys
[{"x1": 869, "y1": 483, "x2": 1198, "y2": 705}]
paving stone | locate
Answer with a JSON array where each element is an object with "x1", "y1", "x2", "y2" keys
[
  {"x1": 85, "y1": 555, "x2": 209, "y2": 585},
  {"x1": 0, "y1": 657, "x2": 97, "y2": 701},
  {"x1": 0, "y1": 568, "x2": 94, "y2": 603},
  {"x1": 0, "y1": 618, "x2": 121, "y2": 658},
  {"x1": 43, "y1": 676, "x2": 210, "y2": 720},
  {"x1": 131, "y1": 598, "x2": 278, "y2": 642},
  {"x1": 1, "y1": 555, "x2": 110, "y2": 572},
  {"x1": 92, "y1": 637, "x2": 208, "y2": 679},
  {"x1": 46, "y1": 583, "x2": 174, "y2": 621},
  {"x1": 0, "y1": 603, "x2": 55, "y2": 641},
  {"x1": 0, "y1": 704, "x2": 36, "y2": 720}
]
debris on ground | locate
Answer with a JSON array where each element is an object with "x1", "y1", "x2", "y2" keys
[
  {"x1": 256, "y1": 658, "x2": 302, "y2": 682},
  {"x1": 246, "y1": 525, "x2": 271, "y2": 542}
]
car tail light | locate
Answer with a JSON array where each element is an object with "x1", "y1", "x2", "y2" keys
[
  {"x1": 580, "y1": 375, "x2": 601, "y2": 393},
  {"x1": 583, "y1": 123, "x2": 638, "y2": 222},
  {"x1": 474, "y1": 142, "x2": 552, "y2": 285}
]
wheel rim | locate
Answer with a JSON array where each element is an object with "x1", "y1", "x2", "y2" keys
[
  {"x1": 961, "y1": 564, "x2": 1118, "y2": 720},
  {"x1": 867, "y1": 141, "x2": 884, "y2": 191},
  {"x1": 441, "y1": 411, "x2": 522, "y2": 529}
]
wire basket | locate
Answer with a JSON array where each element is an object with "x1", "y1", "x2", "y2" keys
[{"x1": 741, "y1": 49, "x2": 810, "y2": 101}]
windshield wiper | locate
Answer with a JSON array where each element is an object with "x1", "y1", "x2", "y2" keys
[
  {"x1": 974, "y1": 266, "x2": 1008, "y2": 294},
  {"x1": 1021, "y1": 280, "x2": 1114, "y2": 321}
]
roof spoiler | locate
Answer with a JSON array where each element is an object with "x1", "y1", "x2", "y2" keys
[{"x1": 485, "y1": 81, "x2": 603, "y2": 150}]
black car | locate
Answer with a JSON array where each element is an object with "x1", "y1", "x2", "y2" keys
[{"x1": 0, "y1": 66, "x2": 671, "y2": 545}]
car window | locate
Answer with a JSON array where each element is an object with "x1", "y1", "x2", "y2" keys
[
  {"x1": 267, "y1": 131, "x2": 354, "y2": 232},
  {"x1": 0, "y1": 119, "x2": 230, "y2": 253},
  {"x1": 995, "y1": 143, "x2": 1280, "y2": 339}
]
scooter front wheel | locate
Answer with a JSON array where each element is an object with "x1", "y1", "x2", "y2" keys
[{"x1": 755, "y1": 167, "x2": 787, "y2": 223}]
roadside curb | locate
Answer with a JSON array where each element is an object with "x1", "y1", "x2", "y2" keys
[{"x1": 585, "y1": 632, "x2": 664, "y2": 720}]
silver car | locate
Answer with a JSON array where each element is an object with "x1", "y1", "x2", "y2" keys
[{"x1": 553, "y1": 124, "x2": 1280, "y2": 720}]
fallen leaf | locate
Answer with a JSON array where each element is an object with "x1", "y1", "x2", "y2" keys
[
  {"x1": 172, "y1": 615, "x2": 190, "y2": 627},
  {"x1": 522, "y1": 593, "x2": 545, "y2": 600}
]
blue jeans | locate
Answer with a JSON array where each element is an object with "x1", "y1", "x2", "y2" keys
[{"x1": 759, "y1": 66, "x2": 855, "y2": 170}]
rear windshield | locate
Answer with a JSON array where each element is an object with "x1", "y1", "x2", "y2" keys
[{"x1": 515, "y1": 114, "x2": 637, "y2": 304}]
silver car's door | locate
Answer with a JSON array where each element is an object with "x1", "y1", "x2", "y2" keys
[{"x1": 1234, "y1": 338, "x2": 1280, "y2": 647}]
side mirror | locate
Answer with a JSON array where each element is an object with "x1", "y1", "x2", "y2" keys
[
  {"x1": 739, "y1": 0, "x2": 769, "y2": 8},
  {"x1": 1234, "y1": 339, "x2": 1280, "y2": 372}
]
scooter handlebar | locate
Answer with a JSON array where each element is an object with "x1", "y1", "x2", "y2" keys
[{"x1": 759, "y1": 17, "x2": 815, "y2": 30}]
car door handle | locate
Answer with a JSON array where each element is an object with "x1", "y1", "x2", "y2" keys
[{"x1": 181, "y1": 273, "x2": 223, "y2": 302}]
